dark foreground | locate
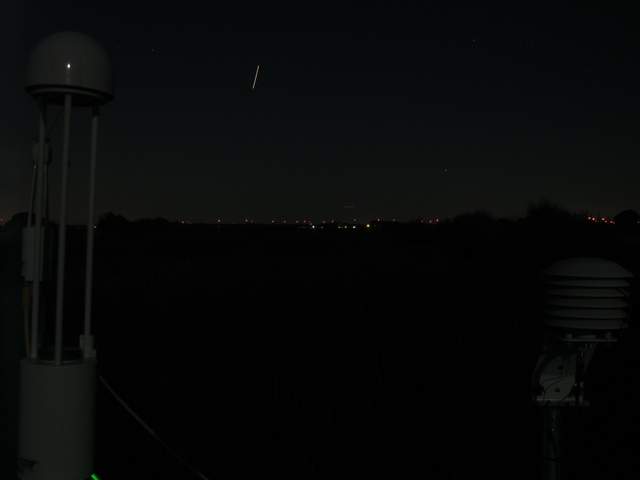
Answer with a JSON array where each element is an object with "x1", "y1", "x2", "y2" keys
[{"x1": 5, "y1": 218, "x2": 640, "y2": 479}]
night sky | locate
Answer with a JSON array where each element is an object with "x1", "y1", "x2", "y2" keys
[{"x1": 2, "y1": 3, "x2": 640, "y2": 223}]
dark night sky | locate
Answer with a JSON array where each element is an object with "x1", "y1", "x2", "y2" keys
[{"x1": 2, "y1": 3, "x2": 640, "y2": 223}]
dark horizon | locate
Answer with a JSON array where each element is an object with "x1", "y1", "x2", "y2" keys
[
  {"x1": 0, "y1": 200, "x2": 640, "y2": 232},
  {"x1": 0, "y1": 201, "x2": 626, "y2": 227}
]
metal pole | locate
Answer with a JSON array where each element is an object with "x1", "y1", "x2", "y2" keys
[
  {"x1": 542, "y1": 407, "x2": 562, "y2": 480},
  {"x1": 27, "y1": 153, "x2": 37, "y2": 227},
  {"x1": 30, "y1": 99, "x2": 46, "y2": 360},
  {"x1": 42, "y1": 157, "x2": 48, "y2": 272},
  {"x1": 45, "y1": 150, "x2": 52, "y2": 290},
  {"x1": 83, "y1": 106, "x2": 99, "y2": 359},
  {"x1": 54, "y1": 94, "x2": 72, "y2": 365},
  {"x1": 23, "y1": 143, "x2": 39, "y2": 358}
]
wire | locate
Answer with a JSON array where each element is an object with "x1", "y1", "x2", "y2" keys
[{"x1": 98, "y1": 375, "x2": 212, "y2": 480}]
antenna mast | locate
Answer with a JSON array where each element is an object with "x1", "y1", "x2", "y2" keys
[{"x1": 18, "y1": 31, "x2": 114, "y2": 480}]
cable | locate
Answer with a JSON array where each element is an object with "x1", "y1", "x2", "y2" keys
[{"x1": 98, "y1": 375, "x2": 212, "y2": 480}]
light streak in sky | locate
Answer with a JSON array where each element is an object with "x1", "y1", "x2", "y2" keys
[{"x1": 252, "y1": 64, "x2": 260, "y2": 90}]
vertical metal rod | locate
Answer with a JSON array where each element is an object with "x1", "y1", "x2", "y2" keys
[
  {"x1": 40, "y1": 154, "x2": 48, "y2": 299},
  {"x1": 54, "y1": 94, "x2": 72, "y2": 365},
  {"x1": 30, "y1": 99, "x2": 47, "y2": 360},
  {"x1": 44, "y1": 153, "x2": 51, "y2": 288},
  {"x1": 27, "y1": 153, "x2": 37, "y2": 227},
  {"x1": 37, "y1": 165, "x2": 47, "y2": 352},
  {"x1": 44, "y1": 155, "x2": 50, "y2": 221},
  {"x1": 542, "y1": 407, "x2": 561, "y2": 480},
  {"x1": 83, "y1": 106, "x2": 99, "y2": 358}
]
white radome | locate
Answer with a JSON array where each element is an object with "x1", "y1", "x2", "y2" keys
[{"x1": 26, "y1": 31, "x2": 113, "y2": 106}]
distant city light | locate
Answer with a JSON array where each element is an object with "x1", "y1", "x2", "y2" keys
[
  {"x1": 366, "y1": 224, "x2": 371, "y2": 228},
  {"x1": 586, "y1": 214, "x2": 614, "y2": 225}
]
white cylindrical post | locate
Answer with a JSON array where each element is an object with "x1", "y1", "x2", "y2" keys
[
  {"x1": 22, "y1": 32, "x2": 113, "y2": 480},
  {"x1": 54, "y1": 94, "x2": 72, "y2": 365},
  {"x1": 18, "y1": 359, "x2": 97, "y2": 480},
  {"x1": 82, "y1": 106, "x2": 99, "y2": 358},
  {"x1": 30, "y1": 100, "x2": 46, "y2": 360}
]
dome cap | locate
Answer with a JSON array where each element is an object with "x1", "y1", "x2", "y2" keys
[
  {"x1": 543, "y1": 257, "x2": 632, "y2": 279},
  {"x1": 26, "y1": 31, "x2": 113, "y2": 106}
]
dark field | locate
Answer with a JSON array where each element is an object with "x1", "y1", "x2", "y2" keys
[{"x1": 5, "y1": 218, "x2": 640, "y2": 479}]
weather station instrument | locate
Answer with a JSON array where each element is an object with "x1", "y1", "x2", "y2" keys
[
  {"x1": 531, "y1": 257, "x2": 633, "y2": 480},
  {"x1": 18, "y1": 31, "x2": 113, "y2": 480}
]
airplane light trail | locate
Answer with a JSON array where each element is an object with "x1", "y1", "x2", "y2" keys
[{"x1": 252, "y1": 64, "x2": 260, "y2": 90}]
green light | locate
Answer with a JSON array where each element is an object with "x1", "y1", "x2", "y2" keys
[{"x1": 91, "y1": 474, "x2": 101, "y2": 480}]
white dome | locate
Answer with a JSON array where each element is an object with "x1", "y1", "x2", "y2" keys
[{"x1": 26, "y1": 31, "x2": 113, "y2": 106}]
